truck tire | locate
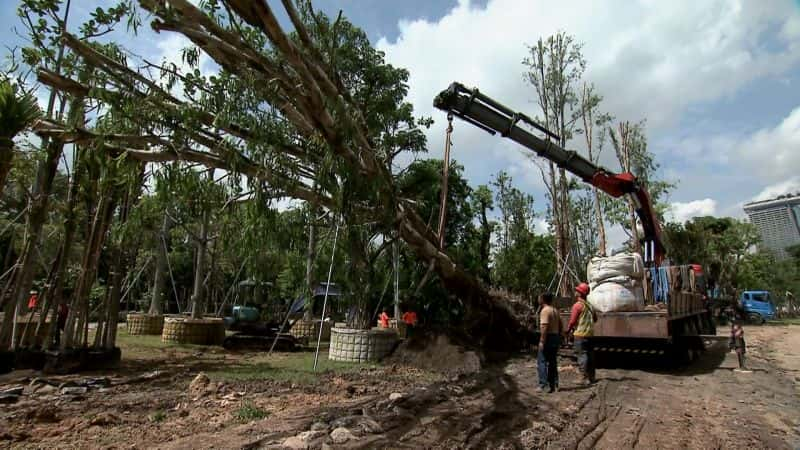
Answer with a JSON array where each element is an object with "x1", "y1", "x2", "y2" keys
[{"x1": 747, "y1": 313, "x2": 764, "y2": 325}]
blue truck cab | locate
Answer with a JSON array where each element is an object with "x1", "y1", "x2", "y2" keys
[{"x1": 740, "y1": 290, "x2": 776, "y2": 323}]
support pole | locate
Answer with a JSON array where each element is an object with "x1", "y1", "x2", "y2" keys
[
  {"x1": 393, "y1": 240, "x2": 400, "y2": 319},
  {"x1": 313, "y1": 218, "x2": 340, "y2": 372}
]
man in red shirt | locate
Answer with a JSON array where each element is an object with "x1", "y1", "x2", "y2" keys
[
  {"x1": 402, "y1": 310, "x2": 417, "y2": 326},
  {"x1": 27, "y1": 290, "x2": 38, "y2": 310},
  {"x1": 567, "y1": 283, "x2": 597, "y2": 385},
  {"x1": 379, "y1": 309, "x2": 390, "y2": 328}
]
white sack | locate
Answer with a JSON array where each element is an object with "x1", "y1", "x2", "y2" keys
[
  {"x1": 587, "y1": 281, "x2": 645, "y2": 313},
  {"x1": 587, "y1": 252, "x2": 644, "y2": 284}
]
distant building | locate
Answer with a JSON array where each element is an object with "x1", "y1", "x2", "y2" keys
[{"x1": 743, "y1": 193, "x2": 800, "y2": 260}]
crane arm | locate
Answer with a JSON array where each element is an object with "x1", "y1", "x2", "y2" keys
[{"x1": 433, "y1": 82, "x2": 665, "y2": 264}]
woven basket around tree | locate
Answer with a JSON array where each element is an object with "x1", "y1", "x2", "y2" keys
[
  {"x1": 161, "y1": 317, "x2": 225, "y2": 346},
  {"x1": 290, "y1": 319, "x2": 332, "y2": 341},
  {"x1": 126, "y1": 313, "x2": 165, "y2": 336},
  {"x1": 328, "y1": 327, "x2": 399, "y2": 363},
  {"x1": 12, "y1": 314, "x2": 52, "y2": 347}
]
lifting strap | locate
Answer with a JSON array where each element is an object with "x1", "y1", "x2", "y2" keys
[{"x1": 437, "y1": 113, "x2": 454, "y2": 249}]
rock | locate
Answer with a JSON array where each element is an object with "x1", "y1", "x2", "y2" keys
[
  {"x1": 354, "y1": 418, "x2": 383, "y2": 434},
  {"x1": 420, "y1": 416, "x2": 437, "y2": 426},
  {"x1": 297, "y1": 430, "x2": 326, "y2": 441},
  {"x1": 83, "y1": 377, "x2": 111, "y2": 388},
  {"x1": 189, "y1": 372, "x2": 211, "y2": 398},
  {"x1": 282, "y1": 436, "x2": 309, "y2": 449},
  {"x1": 310, "y1": 422, "x2": 330, "y2": 432},
  {"x1": 0, "y1": 387, "x2": 23, "y2": 404},
  {"x1": 34, "y1": 384, "x2": 57, "y2": 395},
  {"x1": 321, "y1": 444, "x2": 333, "y2": 450},
  {"x1": 330, "y1": 427, "x2": 356, "y2": 444},
  {"x1": 89, "y1": 413, "x2": 119, "y2": 427},
  {"x1": 60, "y1": 386, "x2": 88, "y2": 396},
  {"x1": 389, "y1": 392, "x2": 404, "y2": 401},
  {"x1": 29, "y1": 405, "x2": 60, "y2": 423}
]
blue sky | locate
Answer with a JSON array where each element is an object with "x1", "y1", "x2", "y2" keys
[{"x1": 2, "y1": 0, "x2": 799, "y2": 242}]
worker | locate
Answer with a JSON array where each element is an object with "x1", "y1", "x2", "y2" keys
[
  {"x1": 27, "y1": 290, "x2": 38, "y2": 310},
  {"x1": 402, "y1": 307, "x2": 418, "y2": 339},
  {"x1": 402, "y1": 309, "x2": 417, "y2": 327},
  {"x1": 729, "y1": 321, "x2": 747, "y2": 370},
  {"x1": 567, "y1": 282, "x2": 597, "y2": 385},
  {"x1": 55, "y1": 301, "x2": 69, "y2": 347},
  {"x1": 537, "y1": 292, "x2": 562, "y2": 393},
  {"x1": 379, "y1": 309, "x2": 390, "y2": 328}
]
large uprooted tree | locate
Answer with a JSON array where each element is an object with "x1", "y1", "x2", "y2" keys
[{"x1": 36, "y1": 0, "x2": 527, "y2": 350}]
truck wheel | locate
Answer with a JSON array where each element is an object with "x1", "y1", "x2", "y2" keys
[{"x1": 747, "y1": 313, "x2": 763, "y2": 325}]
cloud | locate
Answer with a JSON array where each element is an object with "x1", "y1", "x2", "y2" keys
[
  {"x1": 752, "y1": 176, "x2": 800, "y2": 201},
  {"x1": 377, "y1": 0, "x2": 800, "y2": 214},
  {"x1": 737, "y1": 106, "x2": 800, "y2": 179},
  {"x1": 666, "y1": 199, "x2": 718, "y2": 223}
]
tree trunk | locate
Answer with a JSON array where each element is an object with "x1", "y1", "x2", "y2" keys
[
  {"x1": 190, "y1": 209, "x2": 209, "y2": 320},
  {"x1": 0, "y1": 134, "x2": 67, "y2": 349},
  {"x1": 35, "y1": 144, "x2": 85, "y2": 348},
  {"x1": 61, "y1": 190, "x2": 116, "y2": 350},
  {"x1": 304, "y1": 204, "x2": 317, "y2": 320},
  {"x1": 478, "y1": 207, "x2": 491, "y2": 284},
  {"x1": 397, "y1": 203, "x2": 525, "y2": 350},
  {"x1": 593, "y1": 187, "x2": 607, "y2": 256},
  {"x1": 558, "y1": 167, "x2": 572, "y2": 295},
  {"x1": 103, "y1": 174, "x2": 141, "y2": 349},
  {"x1": 0, "y1": 141, "x2": 14, "y2": 199},
  {"x1": 148, "y1": 212, "x2": 172, "y2": 315}
]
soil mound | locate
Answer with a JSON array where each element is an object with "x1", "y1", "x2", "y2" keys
[{"x1": 386, "y1": 332, "x2": 482, "y2": 376}]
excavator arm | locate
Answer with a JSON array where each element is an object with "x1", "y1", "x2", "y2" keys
[{"x1": 434, "y1": 82, "x2": 665, "y2": 264}]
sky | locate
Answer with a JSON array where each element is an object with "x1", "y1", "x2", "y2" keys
[{"x1": 2, "y1": 0, "x2": 799, "y2": 244}]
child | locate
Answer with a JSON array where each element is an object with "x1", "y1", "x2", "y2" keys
[{"x1": 729, "y1": 322, "x2": 746, "y2": 370}]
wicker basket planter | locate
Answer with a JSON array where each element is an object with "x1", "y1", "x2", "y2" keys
[
  {"x1": 161, "y1": 317, "x2": 225, "y2": 346},
  {"x1": 375, "y1": 319, "x2": 408, "y2": 339},
  {"x1": 328, "y1": 327, "x2": 399, "y2": 363},
  {"x1": 290, "y1": 319, "x2": 332, "y2": 341},
  {"x1": 126, "y1": 313, "x2": 165, "y2": 336},
  {"x1": 12, "y1": 314, "x2": 52, "y2": 348}
]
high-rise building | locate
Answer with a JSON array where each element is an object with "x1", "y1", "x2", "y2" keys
[{"x1": 743, "y1": 193, "x2": 800, "y2": 260}]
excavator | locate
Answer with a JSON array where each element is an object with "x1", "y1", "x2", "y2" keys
[{"x1": 434, "y1": 82, "x2": 715, "y2": 363}]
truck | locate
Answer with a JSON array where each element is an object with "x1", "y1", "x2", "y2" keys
[
  {"x1": 434, "y1": 82, "x2": 716, "y2": 363},
  {"x1": 739, "y1": 290, "x2": 776, "y2": 323}
]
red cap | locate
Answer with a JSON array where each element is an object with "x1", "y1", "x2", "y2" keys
[{"x1": 575, "y1": 283, "x2": 590, "y2": 297}]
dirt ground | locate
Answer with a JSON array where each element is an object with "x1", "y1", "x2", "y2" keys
[{"x1": 1, "y1": 324, "x2": 799, "y2": 449}]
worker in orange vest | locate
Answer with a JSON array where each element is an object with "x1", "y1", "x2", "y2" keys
[
  {"x1": 402, "y1": 310, "x2": 417, "y2": 327},
  {"x1": 27, "y1": 290, "x2": 38, "y2": 310},
  {"x1": 567, "y1": 283, "x2": 598, "y2": 385},
  {"x1": 379, "y1": 309, "x2": 390, "y2": 328}
]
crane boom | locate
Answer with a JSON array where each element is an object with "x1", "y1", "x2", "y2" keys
[{"x1": 434, "y1": 82, "x2": 665, "y2": 264}]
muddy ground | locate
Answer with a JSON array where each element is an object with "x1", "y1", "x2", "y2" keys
[{"x1": 1, "y1": 324, "x2": 799, "y2": 449}]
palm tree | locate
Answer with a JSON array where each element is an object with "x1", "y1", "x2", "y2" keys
[{"x1": 0, "y1": 79, "x2": 41, "y2": 198}]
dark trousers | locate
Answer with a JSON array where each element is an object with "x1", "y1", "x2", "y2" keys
[
  {"x1": 736, "y1": 349, "x2": 746, "y2": 369},
  {"x1": 537, "y1": 333, "x2": 560, "y2": 389},
  {"x1": 574, "y1": 337, "x2": 595, "y2": 382}
]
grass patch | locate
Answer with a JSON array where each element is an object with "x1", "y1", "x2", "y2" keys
[
  {"x1": 114, "y1": 327, "x2": 223, "y2": 359},
  {"x1": 768, "y1": 318, "x2": 800, "y2": 326},
  {"x1": 148, "y1": 410, "x2": 167, "y2": 423},
  {"x1": 234, "y1": 401, "x2": 268, "y2": 422},
  {"x1": 207, "y1": 351, "x2": 377, "y2": 384}
]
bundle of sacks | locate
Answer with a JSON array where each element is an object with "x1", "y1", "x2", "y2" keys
[{"x1": 586, "y1": 252, "x2": 645, "y2": 313}]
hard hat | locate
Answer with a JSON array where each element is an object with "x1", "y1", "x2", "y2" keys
[{"x1": 575, "y1": 283, "x2": 590, "y2": 297}]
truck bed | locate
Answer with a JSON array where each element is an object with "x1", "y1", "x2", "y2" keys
[{"x1": 558, "y1": 291, "x2": 712, "y2": 340}]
